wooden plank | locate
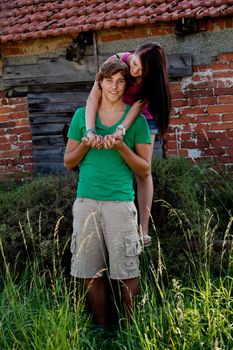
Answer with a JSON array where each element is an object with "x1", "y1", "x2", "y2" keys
[
  {"x1": 35, "y1": 162, "x2": 68, "y2": 175},
  {"x1": 28, "y1": 82, "x2": 93, "y2": 93},
  {"x1": 31, "y1": 123, "x2": 65, "y2": 136},
  {"x1": 3, "y1": 56, "x2": 96, "y2": 89},
  {"x1": 28, "y1": 91, "x2": 89, "y2": 103},
  {"x1": 33, "y1": 146, "x2": 65, "y2": 161},
  {"x1": 29, "y1": 114, "x2": 73, "y2": 125},
  {"x1": 28, "y1": 102, "x2": 84, "y2": 113},
  {"x1": 32, "y1": 135, "x2": 65, "y2": 146}
]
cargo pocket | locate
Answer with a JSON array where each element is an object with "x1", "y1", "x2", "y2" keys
[
  {"x1": 125, "y1": 234, "x2": 141, "y2": 268},
  {"x1": 70, "y1": 231, "x2": 77, "y2": 255}
]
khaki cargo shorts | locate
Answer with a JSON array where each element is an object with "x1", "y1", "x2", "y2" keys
[{"x1": 70, "y1": 197, "x2": 141, "y2": 280}]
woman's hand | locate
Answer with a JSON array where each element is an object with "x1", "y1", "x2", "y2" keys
[
  {"x1": 103, "y1": 134, "x2": 116, "y2": 149},
  {"x1": 85, "y1": 131, "x2": 103, "y2": 149},
  {"x1": 112, "y1": 128, "x2": 124, "y2": 138},
  {"x1": 103, "y1": 135, "x2": 125, "y2": 151}
]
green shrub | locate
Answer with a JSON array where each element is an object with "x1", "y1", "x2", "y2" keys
[
  {"x1": 0, "y1": 157, "x2": 232, "y2": 278},
  {"x1": 150, "y1": 158, "x2": 233, "y2": 277},
  {"x1": 0, "y1": 173, "x2": 77, "y2": 274}
]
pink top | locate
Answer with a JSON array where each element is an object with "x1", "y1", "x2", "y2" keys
[{"x1": 121, "y1": 52, "x2": 153, "y2": 120}]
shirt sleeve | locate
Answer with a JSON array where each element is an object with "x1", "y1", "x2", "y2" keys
[
  {"x1": 121, "y1": 52, "x2": 132, "y2": 64},
  {"x1": 134, "y1": 115, "x2": 152, "y2": 145},
  {"x1": 67, "y1": 107, "x2": 85, "y2": 142}
]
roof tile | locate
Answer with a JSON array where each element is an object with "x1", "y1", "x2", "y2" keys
[{"x1": 0, "y1": 0, "x2": 233, "y2": 43}]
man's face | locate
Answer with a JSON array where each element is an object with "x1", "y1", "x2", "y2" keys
[{"x1": 100, "y1": 72, "x2": 126, "y2": 103}]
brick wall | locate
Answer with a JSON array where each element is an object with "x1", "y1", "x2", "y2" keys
[
  {"x1": 165, "y1": 52, "x2": 233, "y2": 172},
  {"x1": 0, "y1": 95, "x2": 34, "y2": 181}
]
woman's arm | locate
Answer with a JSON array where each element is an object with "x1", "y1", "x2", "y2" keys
[
  {"x1": 85, "y1": 80, "x2": 102, "y2": 130},
  {"x1": 120, "y1": 100, "x2": 146, "y2": 130},
  {"x1": 109, "y1": 100, "x2": 147, "y2": 144}
]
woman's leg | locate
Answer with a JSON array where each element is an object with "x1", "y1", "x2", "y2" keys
[{"x1": 135, "y1": 135, "x2": 155, "y2": 244}]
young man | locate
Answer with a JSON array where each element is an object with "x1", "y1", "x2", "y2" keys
[{"x1": 64, "y1": 60, "x2": 151, "y2": 329}]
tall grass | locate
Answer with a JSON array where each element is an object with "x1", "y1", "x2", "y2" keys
[
  {"x1": 0, "y1": 160, "x2": 232, "y2": 349},
  {"x1": 0, "y1": 209, "x2": 232, "y2": 349}
]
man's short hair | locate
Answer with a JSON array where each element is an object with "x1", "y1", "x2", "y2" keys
[{"x1": 96, "y1": 60, "x2": 129, "y2": 87}]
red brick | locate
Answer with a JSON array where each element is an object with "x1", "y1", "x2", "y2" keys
[
  {"x1": 215, "y1": 87, "x2": 233, "y2": 95},
  {"x1": 0, "y1": 143, "x2": 12, "y2": 151},
  {"x1": 0, "y1": 121, "x2": 16, "y2": 128},
  {"x1": 170, "y1": 82, "x2": 183, "y2": 91},
  {"x1": 210, "y1": 139, "x2": 233, "y2": 147},
  {"x1": 208, "y1": 105, "x2": 233, "y2": 114},
  {"x1": 199, "y1": 114, "x2": 221, "y2": 123},
  {"x1": 188, "y1": 97, "x2": 200, "y2": 106},
  {"x1": 218, "y1": 95, "x2": 233, "y2": 104},
  {"x1": 172, "y1": 99, "x2": 189, "y2": 107},
  {"x1": 202, "y1": 148, "x2": 225, "y2": 156},
  {"x1": 226, "y1": 148, "x2": 233, "y2": 156},
  {"x1": 19, "y1": 134, "x2": 33, "y2": 141},
  {"x1": 13, "y1": 156, "x2": 34, "y2": 164},
  {"x1": 0, "y1": 115, "x2": 10, "y2": 122},
  {"x1": 6, "y1": 126, "x2": 31, "y2": 134},
  {"x1": 186, "y1": 81, "x2": 216, "y2": 90},
  {"x1": 213, "y1": 71, "x2": 233, "y2": 79},
  {"x1": 22, "y1": 164, "x2": 34, "y2": 171},
  {"x1": 193, "y1": 123, "x2": 209, "y2": 132},
  {"x1": 163, "y1": 133, "x2": 176, "y2": 142},
  {"x1": 211, "y1": 62, "x2": 230, "y2": 70},
  {"x1": 180, "y1": 106, "x2": 207, "y2": 116},
  {"x1": 217, "y1": 52, "x2": 233, "y2": 62},
  {"x1": 0, "y1": 106, "x2": 17, "y2": 114},
  {"x1": 0, "y1": 135, "x2": 18, "y2": 143},
  {"x1": 20, "y1": 150, "x2": 33, "y2": 157},
  {"x1": 205, "y1": 131, "x2": 225, "y2": 139},
  {"x1": 215, "y1": 156, "x2": 233, "y2": 164},
  {"x1": 221, "y1": 113, "x2": 233, "y2": 122},
  {"x1": 165, "y1": 141, "x2": 177, "y2": 149},
  {"x1": 171, "y1": 91, "x2": 185, "y2": 99},
  {"x1": 185, "y1": 89, "x2": 214, "y2": 98},
  {"x1": 15, "y1": 119, "x2": 30, "y2": 127},
  {"x1": 226, "y1": 130, "x2": 233, "y2": 138},
  {"x1": 209, "y1": 122, "x2": 233, "y2": 130},
  {"x1": 166, "y1": 149, "x2": 188, "y2": 157},
  {"x1": 11, "y1": 141, "x2": 32, "y2": 150},
  {"x1": 172, "y1": 116, "x2": 195, "y2": 124},
  {"x1": 180, "y1": 133, "x2": 193, "y2": 141},
  {"x1": 199, "y1": 97, "x2": 218, "y2": 105},
  {"x1": 0, "y1": 150, "x2": 21, "y2": 158}
]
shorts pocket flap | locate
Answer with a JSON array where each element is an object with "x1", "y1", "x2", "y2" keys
[{"x1": 125, "y1": 234, "x2": 141, "y2": 257}]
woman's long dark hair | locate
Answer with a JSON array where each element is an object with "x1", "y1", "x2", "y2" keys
[{"x1": 134, "y1": 42, "x2": 171, "y2": 136}]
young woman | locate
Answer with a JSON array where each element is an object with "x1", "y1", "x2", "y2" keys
[{"x1": 85, "y1": 42, "x2": 171, "y2": 246}]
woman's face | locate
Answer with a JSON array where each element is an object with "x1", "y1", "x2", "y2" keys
[{"x1": 129, "y1": 54, "x2": 142, "y2": 77}]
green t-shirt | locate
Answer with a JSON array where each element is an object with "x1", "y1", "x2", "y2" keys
[{"x1": 67, "y1": 105, "x2": 151, "y2": 201}]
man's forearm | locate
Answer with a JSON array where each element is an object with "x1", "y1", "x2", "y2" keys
[
  {"x1": 118, "y1": 144, "x2": 150, "y2": 178},
  {"x1": 64, "y1": 142, "x2": 89, "y2": 170}
]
